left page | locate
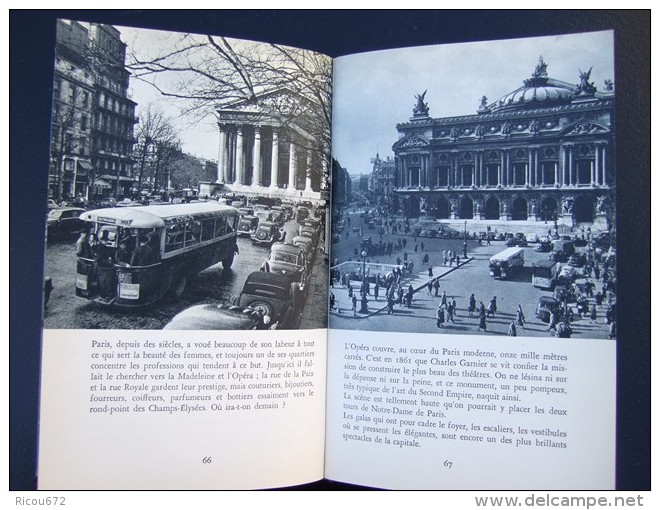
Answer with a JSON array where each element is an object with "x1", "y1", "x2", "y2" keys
[{"x1": 38, "y1": 21, "x2": 331, "y2": 489}]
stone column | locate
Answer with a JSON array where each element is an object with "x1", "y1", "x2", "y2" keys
[
  {"x1": 234, "y1": 126, "x2": 244, "y2": 185},
  {"x1": 270, "y1": 129, "x2": 280, "y2": 188},
  {"x1": 226, "y1": 129, "x2": 234, "y2": 183},
  {"x1": 561, "y1": 145, "x2": 567, "y2": 186},
  {"x1": 252, "y1": 126, "x2": 262, "y2": 186},
  {"x1": 528, "y1": 151, "x2": 533, "y2": 186},
  {"x1": 601, "y1": 143, "x2": 607, "y2": 185},
  {"x1": 590, "y1": 160, "x2": 595, "y2": 186},
  {"x1": 288, "y1": 141, "x2": 297, "y2": 189},
  {"x1": 217, "y1": 124, "x2": 226, "y2": 183},
  {"x1": 568, "y1": 145, "x2": 574, "y2": 186},
  {"x1": 473, "y1": 156, "x2": 477, "y2": 187},
  {"x1": 305, "y1": 147, "x2": 312, "y2": 191},
  {"x1": 499, "y1": 152, "x2": 504, "y2": 186},
  {"x1": 535, "y1": 149, "x2": 540, "y2": 186},
  {"x1": 554, "y1": 162, "x2": 558, "y2": 186},
  {"x1": 594, "y1": 143, "x2": 601, "y2": 185}
]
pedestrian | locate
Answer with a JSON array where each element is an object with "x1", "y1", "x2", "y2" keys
[
  {"x1": 428, "y1": 266, "x2": 433, "y2": 277},
  {"x1": 330, "y1": 292, "x2": 335, "y2": 310},
  {"x1": 414, "y1": 243, "x2": 418, "y2": 253},
  {"x1": 374, "y1": 283, "x2": 380, "y2": 301},
  {"x1": 397, "y1": 285, "x2": 404, "y2": 305},
  {"x1": 433, "y1": 279, "x2": 440, "y2": 297},
  {"x1": 468, "y1": 293, "x2": 476, "y2": 316},
  {"x1": 557, "y1": 321, "x2": 572, "y2": 338},
  {"x1": 407, "y1": 285, "x2": 414, "y2": 308},
  {"x1": 547, "y1": 311, "x2": 557, "y2": 333},
  {"x1": 487, "y1": 296, "x2": 497, "y2": 317},
  {"x1": 478, "y1": 308, "x2": 487, "y2": 332},
  {"x1": 590, "y1": 306, "x2": 597, "y2": 324},
  {"x1": 348, "y1": 285, "x2": 353, "y2": 298},
  {"x1": 404, "y1": 251, "x2": 408, "y2": 262},
  {"x1": 516, "y1": 305, "x2": 525, "y2": 329},
  {"x1": 447, "y1": 301, "x2": 455, "y2": 322},
  {"x1": 351, "y1": 294, "x2": 357, "y2": 316},
  {"x1": 442, "y1": 250, "x2": 447, "y2": 266},
  {"x1": 440, "y1": 290, "x2": 447, "y2": 308},
  {"x1": 76, "y1": 231, "x2": 93, "y2": 259},
  {"x1": 421, "y1": 241, "x2": 425, "y2": 251},
  {"x1": 478, "y1": 300, "x2": 486, "y2": 317},
  {"x1": 508, "y1": 320, "x2": 517, "y2": 337},
  {"x1": 436, "y1": 305, "x2": 445, "y2": 328},
  {"x1": 608, "y1": 320, "x2": 616, "y2": 339},
  {"x1": 427, "y1": 281, "x2": 433, "y2": 296},
  {"x1": 402, "y1": 238, "x2": 407, "y2": 248},
  {"x1": 397, "y1": 256, "x2": 401, "y2": 266}
]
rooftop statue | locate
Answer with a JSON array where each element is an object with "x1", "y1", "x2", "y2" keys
[
  {"x1": 575, "y1": 67, "x2": 597, "y2": 96},
  {"x1": 413, "y1": 90, "x2": 430, "y2": 116}
]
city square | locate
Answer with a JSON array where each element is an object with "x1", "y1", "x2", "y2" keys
[{"x1": 329, "y1": 208, "x2": 614, "y2": 340}]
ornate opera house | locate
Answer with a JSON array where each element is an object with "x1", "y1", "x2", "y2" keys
[{"x1": 391, "y1": 58, "x2": 614, "y2": 229}]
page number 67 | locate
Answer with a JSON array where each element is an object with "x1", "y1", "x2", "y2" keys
[{"x1": 444, "y1": 460, "x2": 452, "y2": 469}]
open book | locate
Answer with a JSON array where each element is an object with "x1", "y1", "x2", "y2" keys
[{"x1": 37, "y1": 23, "x2": 617, "y2": 490}]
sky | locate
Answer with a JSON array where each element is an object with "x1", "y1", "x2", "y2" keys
[
  {"x1": 331, "y1": 30, "x2": 614, "y2": 175},
  {"x1": 115, "y1": 27, "x2": 614, "y2": 172}
]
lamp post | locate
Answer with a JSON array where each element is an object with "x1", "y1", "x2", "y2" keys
[
  {"x1": 361, "y1": 250, "x2": 367, "y2": 283},
  {"x1": 463, "y1": 220, "x2": 468, "y2": 259}
]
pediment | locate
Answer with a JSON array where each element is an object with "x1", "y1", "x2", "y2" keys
[
  {"x1": 392, "y1": 135, "x2": 430, "y2": 150},
  {"x1": 560, "y1": 121, "x2": 610, "y2": 136}
]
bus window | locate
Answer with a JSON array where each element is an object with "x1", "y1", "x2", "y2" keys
[
  {"x1": 165, "y1": 224, "x2": 184, "y2": 253},
  {"x1": 226, "y1": 215, "x2": 237, "y2": 233},
  {"x1": 201, "y1": 218, "x2": 215, "y2": 241},
  {"x1": 214, "y1": 216, "x2": 227, "y2": 237},
  {"x1": 185, "y1": 220, "x2": 201, "y2": 247}
]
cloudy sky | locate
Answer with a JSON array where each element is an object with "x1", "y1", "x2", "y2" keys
[
  {"x1": 116, "y1": 27, "x2": 613, "y2": 172},
  {"x1": 332, "y1": 30, "x2": 614, "y2": 175}
]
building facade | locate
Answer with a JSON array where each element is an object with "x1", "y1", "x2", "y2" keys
[
  {"x1": 50, "y1": 20, "x2": 137, "y2": 202},
  {"x1": 392, "y1": 58, "x2": 614, "y2": 229},
  {"x1": 369, "y1": 153, "x2": 396, "y2": 211},
  {"x1": 201, "y1": 87, "x2": 329, "y2": 203}
]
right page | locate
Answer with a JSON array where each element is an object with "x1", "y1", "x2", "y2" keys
[{"x1": 326, "y1": 31, "x2": 616, "y2": 490}]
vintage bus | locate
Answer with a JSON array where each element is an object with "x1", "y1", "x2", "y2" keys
[
  {"x1": 488, "y1": 247, "x2": 524, "y2": 279},
  {"x1": 75, "y1": 203, "x2": 239, "y2": 307},
  {"x1": 531, "y1": 259, "x2": 560, "y2": 289}
]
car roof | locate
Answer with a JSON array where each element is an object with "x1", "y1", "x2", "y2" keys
[
  {"x1": 271, "y1": 243, "x2": 303, "y2": 254},
  {"x1": 164, "y1": 303, "x2": 260, "y2": 330},
  {"x1": 258, "y1": 221, "x2": 276, "y2": 227},
  {"x1": 244, "y1": 270, "x2": 295, "y2": 285}
]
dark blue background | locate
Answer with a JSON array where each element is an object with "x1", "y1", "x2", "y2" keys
[{"x1": 10, "y1": 10, "x2": 650, "y2": 491}]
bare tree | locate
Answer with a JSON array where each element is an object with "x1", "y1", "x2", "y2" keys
[
  {"x1": 133, "y1": 105, "x2": 180, "y2": 194},
  {"x1": 127, "y1": 34, "x2": 332, "y2": 188}
]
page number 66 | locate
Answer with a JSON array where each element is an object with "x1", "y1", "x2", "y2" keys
[{"x1": 202, "y1": 456, "x2": 213, "y2": 464}]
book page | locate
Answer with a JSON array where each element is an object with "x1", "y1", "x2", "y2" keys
[
  {"x1": 38, "y1": 21, "x2": 331, "y2": 489},
  {"x1": 325, "y1": 31, "x2": 616, "y2": 489}
]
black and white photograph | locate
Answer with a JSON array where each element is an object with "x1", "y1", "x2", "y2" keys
[
  {"x1": 43, "y1": 20, "x2": 332, "y2": 330},
  {"x1": 328, "y1": 31, "x2": 616, "y2": 339}
]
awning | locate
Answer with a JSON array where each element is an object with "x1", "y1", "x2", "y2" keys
[
  {"x1": 77, "y1": 160, "x2": 93, "y2": 170},
  {"x1": 94, "y1": 179, "x2": 112, "y2": 189}
]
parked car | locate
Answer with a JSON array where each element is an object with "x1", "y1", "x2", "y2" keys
[
  {"x1": 251, "y1": 221, "x2": 282, "y2": 246},
  {"x1": 298, "y1": 225, "x2": 318, "y2": 244},
  {"x1": 235, "y1": 271, "x2": 302, "y2": 328},
  {"x1": 549, "y1": 240, "x2": 575, "y2": 262},
  {"x1": 535, "y1": 240, "x2": 553, "y2": 252},
  {"x1": 527, "y1": 233, "x2": 539, "y2": 243},
  {"x1": 237, "y1": 215, "x2": 259, "y2": 237},
  {"x1": 262, "y1": 242, "x2": 310, "y2": 293},
  {"x1": 292, "y1": 235, "x2": 315, "y2": 260},
  {"x1": 535, "y1": 296, "x2": 561, "y2": 323},
  {"x1": 237, "y1": 207, "x2": 255, "y2": 218},
  {"x1": 163, "y1": 303, "x2": 271, "y2": 330},
  {"x1": 568, "y1": 253, "x2": 587, "y2": 267},
  {"x1": 47, "y1": 207, "x2": 86, "y2": 239},
  {"x1": 47, "y1": 199, "x2": 60, "y2": 210}
]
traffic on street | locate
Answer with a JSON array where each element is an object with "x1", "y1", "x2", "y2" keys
[{"x1": 43, "y1": 196, "x2": 328, "y2": 330}]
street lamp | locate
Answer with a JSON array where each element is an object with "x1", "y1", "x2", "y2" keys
[
  {"x1": 361, "y1": 249, "x2": 367, "y2": 283},
  {"x1": 463, "y1": 220, "x2": 468, "y2": 259}
]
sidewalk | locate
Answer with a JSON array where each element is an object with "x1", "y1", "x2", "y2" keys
[
  {"x1": 299, "y1": 249, "x2": 329, "y2": 329},
  {"x1": 329, "y1": 257, "x2": 473, "y2": 318}
]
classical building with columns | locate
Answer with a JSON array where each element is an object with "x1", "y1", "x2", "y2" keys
[
  {"x1": 392, "y1": 58, "x2": 614, "y2": 229},
  {"x1": 200, "y1": 87, "x2": 329, "y2": 203}
]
